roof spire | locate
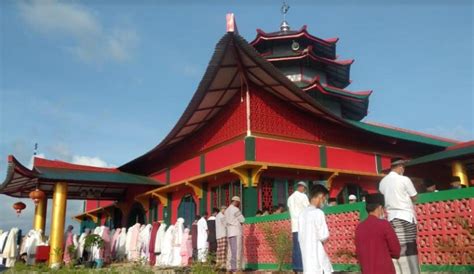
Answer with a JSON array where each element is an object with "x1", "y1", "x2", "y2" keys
[{"x1": 280, "y1": 1, "x2": 290, "y2": 32}]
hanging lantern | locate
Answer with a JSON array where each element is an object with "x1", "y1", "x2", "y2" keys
[
  {"x1": 13, "y1": 202, "x2": 26, "y2": 216},
  {"x1": 29, "y1": 188, "x2": 45, "y2": 206}
]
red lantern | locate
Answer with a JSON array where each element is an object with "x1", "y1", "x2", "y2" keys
[
  {"x1": 13, "y1": 202, "x2": 26, "y2": 216},
  {"x1": 29, "y1": 188, "x2": 45, "y2": 206}
]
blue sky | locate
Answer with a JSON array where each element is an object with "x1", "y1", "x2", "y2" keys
[{"x1": 0, "y1": 0, "x2": 472, "y2": 232}]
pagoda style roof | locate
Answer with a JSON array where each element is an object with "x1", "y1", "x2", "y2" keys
[
  {"x1": 0, "y1": 156, "x2": 163, "y2": 200},
  {"x1": 266, "y1": 46, "x2": 352, "y2": 89},
  {"x1": 251, "y1": 25, "x2": 338, "y2": 59},
  {"x1": 301, "y1": 79, "x2": 372, "y2": 120},
  {"x1": 120, "y1": 18, "x2": 458, "y2": 174}
]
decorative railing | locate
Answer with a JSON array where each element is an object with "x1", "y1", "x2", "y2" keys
[{"x1": 243, "y1": 188, "x2": 474, "y2": 272}]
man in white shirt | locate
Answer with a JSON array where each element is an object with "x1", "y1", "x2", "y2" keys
[
  {"x1": 298, "y1": 184, "x2": 333, "y2": 274},
  {"x1": 224, "y1": 196, "x2": 245, "y2": 272},
  {"x1": 379, "y1": 158, "x2": 420, "y2": 274},
  {"x1": 197, "y1": 214, "x2": 208, "y2": 262},
  {"x1": 287, "y1": 181, "x2": 309, "y2": 272},
  {"x1": 215, "y1": 205, "x2": 227, "y2": 269}
]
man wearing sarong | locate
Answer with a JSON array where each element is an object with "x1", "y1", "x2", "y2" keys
[
  {"x1": 225, "y1": 196, "x2": 245, "y2": 272},
  {"x1": 215, "y1": 205, "x2": 227, "y2": 269},
  {"x1": 379, "y1": 158, "x2": 420, "y2": 274},
  {"x1": 287, "y1": 181, "x2": 309, "y2": 272}
]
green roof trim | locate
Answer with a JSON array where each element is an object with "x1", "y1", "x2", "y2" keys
[
  {"x1": 323, "y1": 85, "x2": 370, "y2": 100},
  {"x1": 407, "y1": 144, "x2": 474, "y2": 167},
  {"x1": 36, "y1": 168, "x2": 162, "y2": 186},
  {"x1": 346, "y1": 120, "x2": 457, "y2": 147}
]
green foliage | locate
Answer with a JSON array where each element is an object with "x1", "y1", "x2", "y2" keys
[
  {"x1": 262, "y1": 223, "x2": 292, "y2": 271},
  {"x1": 84, "y1": 234, "x2": 104, "y2": 249},
  {"x1": 190, "y1": 253, "x2": 219, "y2": 273}
]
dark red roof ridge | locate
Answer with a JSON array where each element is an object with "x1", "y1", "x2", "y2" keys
[
  {"x1": 251, "y1": 25, "x2": 339, "y2": 46},
  {"x1": 445, "y1": 140, "x2": 474, "y2": 151},
  {"x1": 33, "y1": 157, "x2": 118, "y2": 173}
]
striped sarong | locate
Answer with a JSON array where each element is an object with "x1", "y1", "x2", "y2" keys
[
  {"x1": 390, "y1": 218, "x2": 420, "y2": 274},
  {"x1": 216, "y1": 237, "x2": 227, "y2": 268}
]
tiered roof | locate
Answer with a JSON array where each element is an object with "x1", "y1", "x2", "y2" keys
[{"x1": 251, "y1": 25, "x2": 371, "y2": 120}]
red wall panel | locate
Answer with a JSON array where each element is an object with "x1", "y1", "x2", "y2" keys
[
  {"x1": 380, "y1": 155, "x2": 391, "y2": 171},
  {"x1": 326, "y1": 147, "x2": 376, "y2": 173},
  {"x1": 169, "y1": 156, "x2": 200, "y2": 183},
  {"x1": 151, "y1": 170, "x2": 167, "y2": 184},
  {"x1": 255, "y1": 138, "x2": 320, "y2": 167},
  {"x1": 85, "y1": 200, "x2": 114, "y2": 211},
  {"x1": 205, "y1": 140, "x2": 245, "y2": 172}
]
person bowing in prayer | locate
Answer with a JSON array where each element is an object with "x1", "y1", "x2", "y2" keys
[{"x1": 298, "y1": 184, "x2": 333, "y2": 274}]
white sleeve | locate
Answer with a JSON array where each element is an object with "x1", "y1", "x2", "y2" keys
[
  {"x1": 303, "y1": 195, "x2": 310, "y2": 207},
  {"x1": 404, "y1": 177, "x2": 418, "y2": 197},
  {"x1": 317, "y1": 211, "x2": 329, "y2": 242}
]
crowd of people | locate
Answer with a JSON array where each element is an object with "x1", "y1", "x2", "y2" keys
[
  {"x1": 288, "y1": 158, "x2": 423, "y2": 274},
  {"x1": 0, "y1": 157, "x2": 465, "y2": 273}
]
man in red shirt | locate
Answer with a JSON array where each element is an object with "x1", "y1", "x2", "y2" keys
[{"x1": 355, "y1": 194, "x2": 401, "y2": 274}]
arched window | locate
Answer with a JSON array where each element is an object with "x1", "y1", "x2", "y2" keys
[
  {"x1": 178, "y1": 195, "x2": 196, "y2": 228},
  {"x1": 127, "y1": 202, "x2": 146, "y2": 227}
]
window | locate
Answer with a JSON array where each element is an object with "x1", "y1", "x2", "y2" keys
[
  {"x1": 210, "y1": 181, "x2": 241, "y2": 208},
  {"x1": 259, "y1": 178, "x2": 301, "y2": 211}
]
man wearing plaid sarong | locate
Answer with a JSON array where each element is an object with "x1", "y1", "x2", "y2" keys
[
  {"x1": 215, "y1": 205, "x2": 227, "y2": 269},
  {"x1": 380, "y1": 158, "x2": 420, "y2": 274}
]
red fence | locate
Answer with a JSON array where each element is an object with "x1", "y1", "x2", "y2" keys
[{"x1": 243, "y1": 188, "x2": 474, "y2": 272}]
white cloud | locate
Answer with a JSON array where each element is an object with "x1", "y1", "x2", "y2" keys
[
  {"x1": 72, "y1": 155, "x2": 113, "y2": 167},
  {"x1": 18, "y1": 0, "x2": 139, "y2": 64}
]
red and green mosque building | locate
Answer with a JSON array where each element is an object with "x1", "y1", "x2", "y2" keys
[{"x1": 1, "y1": 13, "x2": 473, "y2": 271}]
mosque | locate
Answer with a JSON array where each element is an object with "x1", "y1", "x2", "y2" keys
[{"x1": 1, "y1": 12, "x2": 472, "y2": 268}]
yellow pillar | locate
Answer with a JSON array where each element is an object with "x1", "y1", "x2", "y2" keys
[
  {"x1": 49, "y1": 182, "x2": 68, "y2": 267},
  {"x1": 452, "y1": 161, "x2": 469, "y2": 187},
  {"x1": 33, "y1": 197, "x2": 47, "y2": 233}
]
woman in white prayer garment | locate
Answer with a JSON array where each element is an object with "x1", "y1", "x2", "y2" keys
[
  {"x1": 116, "y1": 228, "x2": 127, "y2": 261},
  {"x1": 139, "y1": 224, "x2": 152, "y2": 262},
  {"x1": 3, "y1": 228, "x2": 19, "y2": 267},
  {"x1": 170, "y1": 218, "x2": 184, "y2": 267},
  {"x1": 154, "y1": 223, "x2": 167, "y2": 266},
  {"x1": 77, "y1": 228, "x2": 90, "y2": 261},
  {"x1": 24, "y1": 230, "x2": 43, "y2": 265},
  {"x1": 160, "y1": 224, "x2": 175, "y2": 267}
]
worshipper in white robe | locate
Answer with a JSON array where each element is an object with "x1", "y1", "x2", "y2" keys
[
  {"x1": 225, "y1": 197, "x2": 245, "y2": 272},
  {"x1": 298, "y1": 184, "x2": 333, "y2": 274},
  {"x1": 154, "y1": 223, "x2": 167, "y2": 266},
  {"x1": 3, "y1": 228, "x2": 19, "y2": 267},
  {"x1": 160, "y1": 225, "x2": 175, "y2": 267},
  {"x1": 91, "y1": 227, "x2": 103, "y2": 262},
  {"x1": 170, "y1": 218, "x2": 184, "y2": 267},
  {"x1": 24, "y1": 230, "x2": 43, "y2": 265},
  {"x1": 0, "y1": 230, "x2": 7, "y2": 266},
  {"x1": 0, "y1": 230, "x2": 6, "y2": 266},
  {"x1": 139, "y1": 224, "x2": 152, "y2": 262},
  {"x1": 197, "y1": 214, "x2": 209, "y2": 262},
  {"x1": 77, "y1": 228, "x2": 90, "y2": 261},
  {"x1": 116, "y1": 228, "x2": 127, "y2": 261},
  {"x1": 125, "y1": 224, "x2": 141, "y2": 261}
]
